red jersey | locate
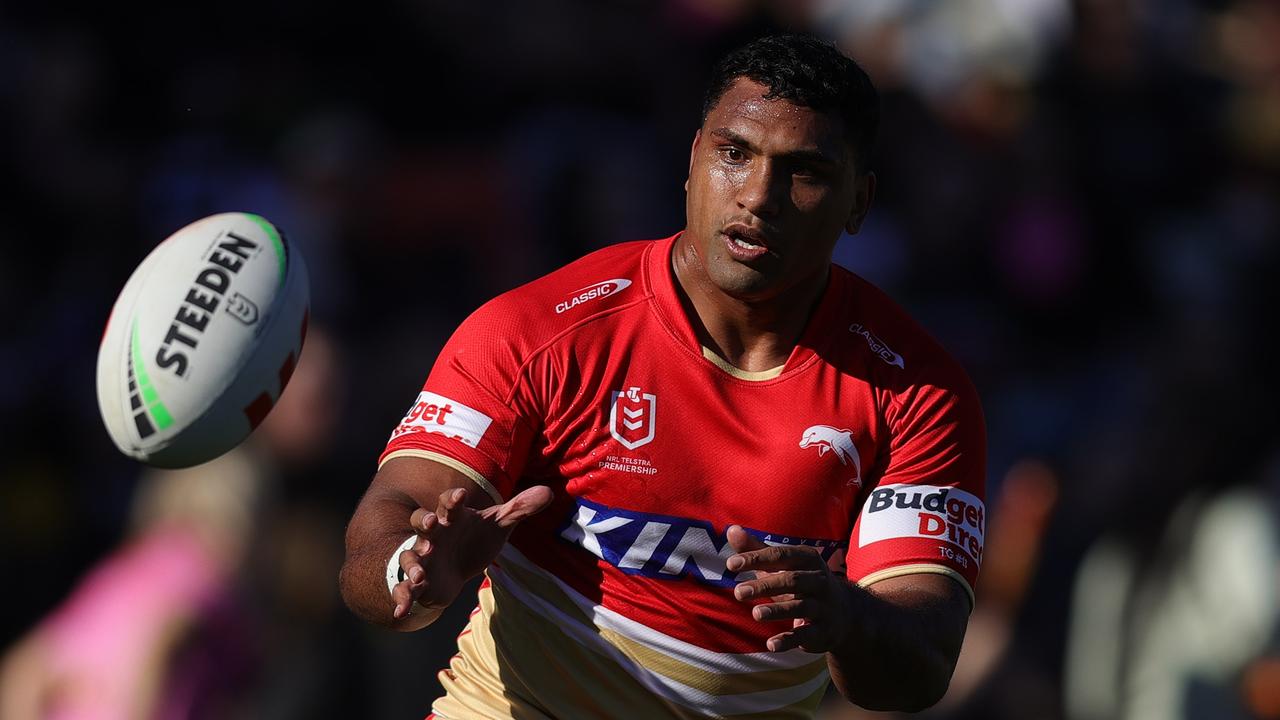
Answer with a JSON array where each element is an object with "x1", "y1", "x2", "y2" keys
[{"x1": 381, "y1": 234, "x2": 986, "y2": 719}]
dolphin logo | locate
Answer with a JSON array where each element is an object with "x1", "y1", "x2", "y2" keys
[{"x1": 800, "y1": 425, "x2": 862, "y2": 487}]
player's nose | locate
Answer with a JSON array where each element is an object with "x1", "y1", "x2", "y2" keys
[{"x1": 736, "y1": 162, "x2": 783, "y2": 219}]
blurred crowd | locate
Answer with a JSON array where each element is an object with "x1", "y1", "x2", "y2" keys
[{"x1": 1, "y1": 0, "x2": 1277, "y2": 718}]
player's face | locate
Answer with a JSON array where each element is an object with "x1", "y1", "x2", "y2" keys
[{"x1": 684, "y1": 78, "x2": 872, "y2": 302}]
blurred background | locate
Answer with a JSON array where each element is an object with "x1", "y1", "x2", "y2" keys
[{"x1": 2, "y1": 0, "x2": 1278, "y2": 717}]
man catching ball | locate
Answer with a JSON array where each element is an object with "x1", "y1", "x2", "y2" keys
[{"x1": 341, "y1": 34, "x2": 986, "y2": 718}]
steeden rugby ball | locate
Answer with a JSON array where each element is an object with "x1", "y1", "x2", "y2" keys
[{"x1": 96, "y1": 212, "x2": 309, "y2": 468}]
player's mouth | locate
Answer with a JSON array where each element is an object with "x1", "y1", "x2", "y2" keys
[{"x1": 721, "y1": 224, "x2": 774, "y2": 261}]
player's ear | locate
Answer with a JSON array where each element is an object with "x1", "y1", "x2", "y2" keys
[
  {"x1": 844, "y1": 171, "x2": 876, "y2": 235},
  {"x1": 685, "y1": 130, "x2": 701, "y2": 193}
]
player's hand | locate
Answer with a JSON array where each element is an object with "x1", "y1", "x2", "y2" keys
[
  {"x1": 726, "y1": 525, "x2": 854, "y2": 653},
  {"x1": 392, "y1": 485, "x2": 553, "y2": 619}
]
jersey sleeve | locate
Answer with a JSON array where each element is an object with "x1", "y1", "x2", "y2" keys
[
  {"x1": 845, "y1": 359, "x2": 987, "y2": 607},
  {"x1": 378, "y1": 299, "x2": 541, "y2": 504}
]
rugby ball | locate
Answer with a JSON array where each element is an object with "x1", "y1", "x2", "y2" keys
[{"x1": 96, "y1": 212, "x2": 310, "y2": 468}]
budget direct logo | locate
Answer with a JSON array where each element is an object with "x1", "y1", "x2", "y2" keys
[
  {"x1": 857, "y1": 484, "x2": 985, "y2": 567},
  {"x1": 389, "y1": 391, "x2": 493, "y2": 448},
  {"x1": 555, "y1": 278, "x2": 632, "y2": 314}
]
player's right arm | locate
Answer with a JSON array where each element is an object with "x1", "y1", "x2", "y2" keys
[
  {"x1": 341, "y1": 283, "x2": 561, "y2": 630},
  {"x1": 339, "y1": 456, "x2": 552, "y2": 632}
]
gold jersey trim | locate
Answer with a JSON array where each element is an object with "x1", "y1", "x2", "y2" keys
[
  {"x1": 700, "y1": 346, "x2": 786, "y2": 381},
  {"x1": 378, "y1": 449, "x2": 504, "y2": 505},
  {"x1": 496, "y1": 555, "x2": 829, "y2": 696},
  {"x1": 432, "y1": 544, "x2": 835, "y2": 717},
  {"x1": 434, "y1": 576, "x2": 829, "y2": 720},
  {"x1": 856, "y1": 563, "x2": 976, "y2": 609}
]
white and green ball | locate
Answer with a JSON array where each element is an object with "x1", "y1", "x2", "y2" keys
[{"x1": 96, "y1": 212, "x2": 310, "y2": 468}]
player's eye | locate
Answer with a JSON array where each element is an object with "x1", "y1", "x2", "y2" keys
[
  {"x1": 719, "y1": 146, "x2": 747, "y2": 164},
  {"x1": 792, "y1": 165, "x2": 830, "y2": 184}
]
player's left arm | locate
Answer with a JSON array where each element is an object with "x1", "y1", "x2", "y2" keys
[
  {"x1": 731, "y1": 349, "x2": 985, "y2": 711},
  {"x1": 830, "y1": 573, "x2": 968, "y2": 710},
  {"x1": 727, "y1": 533, "x2": 967, "y2": 711}
]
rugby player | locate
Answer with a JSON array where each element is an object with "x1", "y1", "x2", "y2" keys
[{"x1": 340, "y1": 34, "x2": 986, "y2": 717}]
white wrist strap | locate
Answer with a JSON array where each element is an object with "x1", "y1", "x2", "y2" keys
[{"x1": 386, "y1": 534, "x2": 419, "y2": 596}]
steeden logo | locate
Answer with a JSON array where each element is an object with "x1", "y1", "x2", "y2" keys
[
  {"x1": 555, "y1": 278, "x2": 632, "y2": 314},
  {"x1": 800, "y1": 425, "x2": 863, "y2": 488}
]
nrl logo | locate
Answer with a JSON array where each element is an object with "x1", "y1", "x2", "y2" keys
[
  {"x1": 226, "y1": 292, "x2": 259, "y2": 325},
  {"x1": 609, "y1": 386, "x2": 656, "y2": 450},
  {"x1": 800, "y1": 425, "x2": 863, "y2": 488}
]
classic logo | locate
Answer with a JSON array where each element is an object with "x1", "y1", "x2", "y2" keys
[
  {"x1": 389, "y1": 391, "x2": 493, "y2": 448},
  {"x1": 555, "y1": 278, "x2": 632, "y2": 314},
  {"x1": 560, "y1": 498, "x2": 845, "y2": 587},
  {"x1": 800, "y1": 425, "x2": 863, "y2": 487},
  {"x1": 609, "y1": 386, "x2": 656, "y2": 449},
  {"x1": 849, "y1": 323, "x2": 905, "y2": 369},
  {"x1": 858, "y1": 484, "x2": 985, "y2": 567}
]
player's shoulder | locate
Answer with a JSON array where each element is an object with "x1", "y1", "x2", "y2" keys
[
  {"x1": 450, "y1": 238, "x2": 656, "y2": 355},
  {"x1": 828, "y1": 264, "x2": 974, "y2": 392}
]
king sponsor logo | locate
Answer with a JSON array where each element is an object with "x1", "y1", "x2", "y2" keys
[
  {"x1": 555, "y1": 278, "x2": 632, "y2": 314},
  {"x1": 389, "y1": 391, "x2": 493, "y2": 448},
  {"x1": 155, "y1": 231, "x2": 262, "y2": 378},
  {"x1": 858, "y1": 484, "x2": 985, "y2": 568},
  {"x1": 560, "y1": 498, "x2": 845, "y2": 587}
]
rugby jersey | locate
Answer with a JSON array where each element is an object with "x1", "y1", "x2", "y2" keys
[{"x1": 380, "y1": 234, "x2": 986, "y2": 718}]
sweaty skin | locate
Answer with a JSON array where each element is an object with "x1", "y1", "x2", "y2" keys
[{"x1": 675, "y1": 78, "x2": 874, "y2": 372}]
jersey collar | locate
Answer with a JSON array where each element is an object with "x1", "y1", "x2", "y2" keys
[{"x1": 643, "y1": 233, "x2": 848, "y2": 379}]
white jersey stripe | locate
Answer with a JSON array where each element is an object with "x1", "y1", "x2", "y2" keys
[
  {"x1": 489, "y1": 562, "x2": 831, "y2": 715},
  {"x1": 492, "y1": 544, "x2": 831, "y2": 714},
  {"x1": 497, "y1": 544, "x2": 820, "y2": 673}
]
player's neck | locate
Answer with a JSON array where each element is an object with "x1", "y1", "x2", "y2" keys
[{"x1": 671, "y1": 243, "x2": 827, "y2": 373}]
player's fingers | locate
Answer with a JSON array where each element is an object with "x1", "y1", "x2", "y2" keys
[
  {"x1": 409, "y1": 508, "x2": 438, "y2": 535},
  {"x1": 766, "y1": 623, "x2": 830, "y2": 653},
  {"x1": 750, "y1": 598, "x2": 825, "y2": 624},
  {"x1": 726, "y1": 525, "x2": 767, "y2": 554},
  {"x1": 492, "y1": 486, "x2": 555, "y2": 528},
  {"x1": 734, "y1": 571, "x2": 825, "y2": 601},
  {"x1": 413, "y1": 535, "x2": 433, "y2": 556},
  {"x1": 399, "y1": 549, "x2": 427, "y2": 586},
  {"x1": 391, "y1": 578, "x2": 423, "y2": 620},
  {"x1": 436, "y1": 487, "x2": 468, "y2": 526},
  {"x1": 727, "y1": 544, "x2": 825, "y2": 573}
]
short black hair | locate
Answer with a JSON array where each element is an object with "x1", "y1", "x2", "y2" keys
[{"x1": 701, "y1": 34, "x2": 880, "y2": 171}]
